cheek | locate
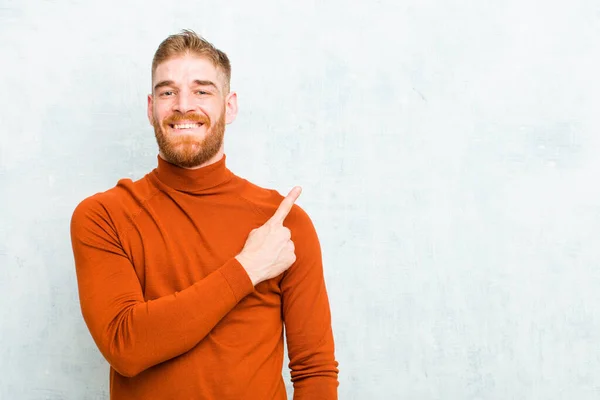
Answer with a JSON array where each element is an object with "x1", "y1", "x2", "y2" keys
[
  {"x1": 153, "y1": 105, "x2": 171, "y2": 122},
  {"x1": 207, "y1": 103, "x2": 226, "y2": 119}
]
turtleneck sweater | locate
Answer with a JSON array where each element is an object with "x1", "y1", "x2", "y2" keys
[{"x1": 70, "y1": 155, "x2": 339, "y2": 400}]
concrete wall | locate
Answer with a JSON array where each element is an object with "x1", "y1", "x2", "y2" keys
[{"x1": 1, "y1": 0, "x2": 599, "y2": 398}]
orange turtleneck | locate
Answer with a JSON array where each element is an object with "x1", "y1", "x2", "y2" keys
[{"x1": 70, "y1": 155, "x2": 338, "y2": 400}]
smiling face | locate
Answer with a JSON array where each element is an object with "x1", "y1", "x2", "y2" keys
[{"x1": 147, "y1": 53, "x2": 238, "y2": 169}]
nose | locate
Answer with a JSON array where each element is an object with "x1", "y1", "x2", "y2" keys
[{"x1": 173, "y1": 91, "x2": 195, "y2": 114}]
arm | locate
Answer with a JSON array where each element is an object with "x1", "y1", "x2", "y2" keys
[
  {"x1": 70, "y1": 197, "x2": 254, "y2": 377},
  {"x1": 281, "y1": 206, "x2": 339, "y2": 399}
]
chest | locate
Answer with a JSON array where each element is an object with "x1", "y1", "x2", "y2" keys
[{"x1": 121, "y1": 194, "x2": 268, "y2": 298}]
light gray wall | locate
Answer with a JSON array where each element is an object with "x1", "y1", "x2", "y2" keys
[{"x1": 1, "y1": 0, "x2": 599, "y2": 399}]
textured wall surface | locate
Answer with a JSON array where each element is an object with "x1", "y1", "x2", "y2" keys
[{"x1": 1, "y1": 0, "x2": 600, "y2": 399}]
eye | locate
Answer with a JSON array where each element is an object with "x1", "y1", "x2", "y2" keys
[
  {"x1": 160, "y1": 91, "x2": 175, "y2": 97},
  {"x1": 196, "y1": 90, "x2": 209, "y2": 95}
]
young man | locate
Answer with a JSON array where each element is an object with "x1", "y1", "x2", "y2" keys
[{"x1": 70, "y1": 30, "x2": 339, "y2": 399}]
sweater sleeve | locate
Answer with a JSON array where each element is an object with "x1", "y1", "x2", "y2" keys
[
  {"x1": 70, "y1": 197, "x2": 254, "y2": 378},
  {"x1": 281, "y1": 206, "x2": 339, "y2": 399}
]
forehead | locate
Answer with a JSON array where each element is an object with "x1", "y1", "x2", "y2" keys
[{"x1": 153, "y1": 54, "x2": 222, "y2": 86}]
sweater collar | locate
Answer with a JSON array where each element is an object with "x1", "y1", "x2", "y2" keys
[{"x1": 153, "y1": 154, "x2": 233, "y2": 193}]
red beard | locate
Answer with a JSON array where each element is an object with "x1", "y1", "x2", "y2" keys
[{"x1": 153, "y1": 110, "x2": 226, "y2": 168}]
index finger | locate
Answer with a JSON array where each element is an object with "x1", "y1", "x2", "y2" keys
[{"x1": 269, "y1": 186, "x2": 302, "y2": 225}]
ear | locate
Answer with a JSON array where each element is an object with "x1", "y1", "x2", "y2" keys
[
  {"x1": 225, "y1": 91, "x2": 238, "y2": 125},
  {"x1": 147, "y1": 94, "x2": 154, "y2": 126}
]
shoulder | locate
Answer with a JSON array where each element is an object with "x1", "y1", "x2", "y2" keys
[
  {"x1": 71, "y1": 174, "x2": 159, "y2": 230},
  {"x1": 234, "y1": 176, "x2": 316, "y2": 232}
]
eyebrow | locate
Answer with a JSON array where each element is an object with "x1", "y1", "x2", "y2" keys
[
  {"x1": 193, "y1": 80, "x2": 219, "y2": 91},
  {"x1": 153, "y1": 80, "x2": 219, "y2": 92}
]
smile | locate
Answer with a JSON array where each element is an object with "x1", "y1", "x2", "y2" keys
[{"x1": 170, "y1": 123, "x2": 204, "y2": 129}]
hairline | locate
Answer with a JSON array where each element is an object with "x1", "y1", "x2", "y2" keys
[{"x1": 151, "y1": 51, "x2": 230, "y2": 94}]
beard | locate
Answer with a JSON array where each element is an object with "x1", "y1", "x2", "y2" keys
[{"x1": 153, "y1": 109, "x2": 226, "y2": 168}]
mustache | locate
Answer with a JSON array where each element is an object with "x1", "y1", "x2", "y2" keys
[{"x1": 162, "y1": 113, "x2": 211, "y2": 126}]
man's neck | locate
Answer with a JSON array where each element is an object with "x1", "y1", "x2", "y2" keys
[{"x1": 158, "y1": 149, "x2": 225, "y2": 170}]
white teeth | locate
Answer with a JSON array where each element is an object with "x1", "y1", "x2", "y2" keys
[{"x1": 173, "y1": 123, "x2": 201, "y2": 129}]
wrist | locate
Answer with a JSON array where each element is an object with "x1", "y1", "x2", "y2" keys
[{"x1": 235, "y1": 254, "x2": 260, "y2": 286}]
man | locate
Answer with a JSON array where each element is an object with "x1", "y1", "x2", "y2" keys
[{"x1": 70, "y1": 30, "x2": 339, "y2": 399}]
